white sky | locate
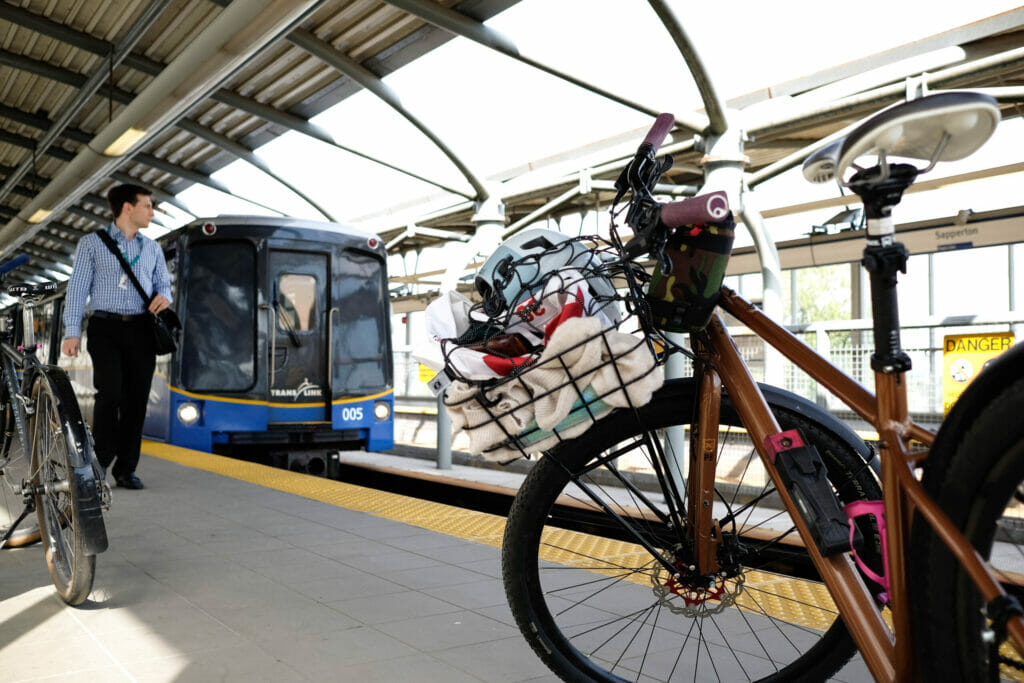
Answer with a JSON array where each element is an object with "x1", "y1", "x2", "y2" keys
[{"x1": 151, "y1": 0, "x2": 1024, "y2": 318}]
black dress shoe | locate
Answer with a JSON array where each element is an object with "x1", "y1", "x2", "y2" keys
[{"x1": 115, "y1": 474, "x2": 145, "y2": 490}]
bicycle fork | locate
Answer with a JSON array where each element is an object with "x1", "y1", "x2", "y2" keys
[
  {"x1": 686, "y1": 341, "x2": 723, "y2": 577},
  {"x1": 696, "y1": 313, "x2": 900, "y2": 680}
]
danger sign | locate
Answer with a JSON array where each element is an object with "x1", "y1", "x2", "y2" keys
[{"x1": 942, "y1": 332, "x2": 1015, "y2": 415}]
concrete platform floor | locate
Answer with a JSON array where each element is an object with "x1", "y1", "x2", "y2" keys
[
  {"x1": 0, "y1": 451, "x2": 557, "y2": 682},
  {"x1": 0, "y1": 447, "x2": 877, "y2": 682}
]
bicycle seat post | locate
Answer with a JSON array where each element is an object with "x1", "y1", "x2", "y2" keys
[
  {"x1": 6, "y1": 282, "x2": 57, "y2": 353},
  {"x1": 804, "y1": 93, "x2": 1000, "y2": 378},
  {"x1": 19, "y1": 296, "x2": 36, "y2": 353},
  {"x1": 848, "y1": 166, "x2": 916, "y2": 375}
]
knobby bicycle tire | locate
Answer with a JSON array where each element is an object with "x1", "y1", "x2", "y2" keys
[
  {"x1": 30, "y1": 370, "x2": 98, "y2": 605},
  {"x1": 914, "y1": 371, "x2": 1024, "y2": 681},
  {"x1": 502, "y1": 378, "x2": 882, "y2": 682}
]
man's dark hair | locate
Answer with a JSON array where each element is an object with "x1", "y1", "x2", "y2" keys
[{"x1": 107, "y1": 184, "x2": 152, "y2": 218}]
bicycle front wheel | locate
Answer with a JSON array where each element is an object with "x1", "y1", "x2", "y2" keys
[
  {"x1": 30, "y1": 373, "x2": 95, "y2": 605},
  {"x1": 502, "y1": 378, "x2": 882, "y2": 682}
]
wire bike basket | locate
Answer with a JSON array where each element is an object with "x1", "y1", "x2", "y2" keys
[{"x1": 427, "y1": 233, "x2": 667, "y2": 462}]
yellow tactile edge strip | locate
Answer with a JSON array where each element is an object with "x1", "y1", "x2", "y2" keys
[
  {"x1": 146, "y1": 439, "x2": 1024, "y2": 678},
  {"x1": 142, "y1": 441, "x2": 508, "y2": 548},
  {"x1": 140, "y1": 441, "x2": 839, "y2": 627}
]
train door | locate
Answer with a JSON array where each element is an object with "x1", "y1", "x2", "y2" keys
[{"x1": 267, "y1": 249, "x2": 330, "y2": 421}]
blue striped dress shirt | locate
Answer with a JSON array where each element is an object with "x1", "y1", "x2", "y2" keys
[{"x1": 62, "y1": 224, "x2": 173, "y2": 338}]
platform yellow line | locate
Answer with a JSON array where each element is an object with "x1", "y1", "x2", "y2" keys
[
  {"x1": 140, "y1": 441, "x2": 918, "y2": 651},
  {"x1": 141, "y1": 441, "x2": 507, "y2": 548}
]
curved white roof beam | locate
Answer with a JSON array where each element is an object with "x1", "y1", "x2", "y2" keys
[
  {"x1": 176, "y1": 119, "x2": 337, "y2": 222},
  {"x1": 211, "y1": 90, "x2": 473, "y2": 199},
  {"x1": 0, "y1": 3, "x2": 450, "y2": 216},
  {"x1": 288, "y1": 28, "x2": 490, "y2": 201},
  {"x1": 646, "y1": 0, "x2": 728, "y2": 135},
  {"x1": 383, "y1": 0, "x2": 709, "y2": 135}
]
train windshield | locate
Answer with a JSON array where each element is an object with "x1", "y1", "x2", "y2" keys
[
  {"x1": 181, "y1": 241, "x2": 257, "y2": 392},
  {"x1": 334, "y1": 249, "x2": 391, "y2": 394}
]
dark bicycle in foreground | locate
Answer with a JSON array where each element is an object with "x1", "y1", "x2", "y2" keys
[{"x1": 0, "y1": 254, "x2": 108, "y2": 605}]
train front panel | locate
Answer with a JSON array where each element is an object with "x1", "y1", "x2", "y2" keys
[
  {"x1": 165, "y1": 388, "x2": 394, "y2": 453},
  {"x1": 159, "y1": 218, "x2": 394, "y2": 460}
]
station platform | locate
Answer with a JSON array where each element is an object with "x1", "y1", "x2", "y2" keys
[{"x1": 0, "y1": 442, "x2": 876, "y2": 682}]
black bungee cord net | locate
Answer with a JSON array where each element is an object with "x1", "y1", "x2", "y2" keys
[{"x1": 437, "y1": 234, "x2": 670, "y2": 461}]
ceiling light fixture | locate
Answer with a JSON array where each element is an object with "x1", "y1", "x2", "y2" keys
[
  {"x1": 103, "y1": 127, "x2": 147, "y2": 156},
  {"x1": 27, "y1": 209, "x2": 52, "y2": 224}
]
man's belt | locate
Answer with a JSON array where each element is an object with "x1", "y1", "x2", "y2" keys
[{"x1": 91, "y1": 310, "x2": 148, "y2": 322}]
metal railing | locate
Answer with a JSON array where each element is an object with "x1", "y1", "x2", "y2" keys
[{"x1": 394, "y1": 312, "x2": 1023, "y2": 436}]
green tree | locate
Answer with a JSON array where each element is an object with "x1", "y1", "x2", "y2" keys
[{"x1": 789, "y1": 265, "x2": 853, "y2": 346}]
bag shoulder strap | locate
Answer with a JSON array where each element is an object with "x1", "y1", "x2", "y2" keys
[{"x1": 96, "y1": 229, "x2": 153, "y2": 305}]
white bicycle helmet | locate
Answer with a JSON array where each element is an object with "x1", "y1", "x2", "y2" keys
[{"x1": 474, "y1": 228, "x2": 620, "y2": 322}]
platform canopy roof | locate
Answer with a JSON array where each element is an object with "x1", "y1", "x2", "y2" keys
[{"x1": 1, "y1": 0, "x2": 1024, "y2": 285}]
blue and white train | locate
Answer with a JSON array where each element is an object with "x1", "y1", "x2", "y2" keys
[{"x1": 37, "y1": 216, "x2": 394, "y2": 476}]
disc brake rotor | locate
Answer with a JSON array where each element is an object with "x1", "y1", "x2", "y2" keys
[{"x1": 651, "y1": 561, "x2": 746, "y2": 617}]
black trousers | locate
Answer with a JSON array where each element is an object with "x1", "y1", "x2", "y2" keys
[{"x1": 87, "y1": 316, "x2": 155, "y2": 479}]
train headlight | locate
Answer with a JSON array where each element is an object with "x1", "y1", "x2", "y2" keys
[
  {"x1": 373, "y1": 401, "x2": 391, "y2": 421},
  {"x1": 177, "y1": 402, "x2": 201, "y2": 426}
]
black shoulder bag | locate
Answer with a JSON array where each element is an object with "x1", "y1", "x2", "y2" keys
[{"x1": 96, "y1": 230, "x2": 181, "y2": 355}]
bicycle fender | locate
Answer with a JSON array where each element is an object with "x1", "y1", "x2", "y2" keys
[
  {"x1": 40, "y1": 367, "x2": 108, "y2": 554},
  {"x1": 72, "y1": 463, "x2": 108, "y2": 554},
  {"x1": 40, "y1": 367, "x2": 93, "y2": 469},
  {"x1": 662, "y1": 378, "x2": 879, "y2": 475}
]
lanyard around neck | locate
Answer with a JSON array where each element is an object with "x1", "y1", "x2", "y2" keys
[{"x1": 108, "y1": 225, "x2": 141, "y2": 269}]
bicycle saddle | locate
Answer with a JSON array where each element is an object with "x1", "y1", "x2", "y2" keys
[
  {"x1": 7, "y1": 281, "x2": 58, "y2": 298},
  {"x1": 803, "y1": 91, "x2": 1000, "y2": 184}
]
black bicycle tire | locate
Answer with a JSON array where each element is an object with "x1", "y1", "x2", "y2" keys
[
  {"x1": 502, "y1": 378, "x2": 882, "y2": 682},
  {"x1": 913, "y1": 375, "x2": 1024, "y2": 681},
  {"x1": 30, "y1": 372, "x2": 96, "y2": 605}
]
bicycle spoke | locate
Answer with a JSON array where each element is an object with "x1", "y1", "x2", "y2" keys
[
  {"x1": 504, "y1": 380, "x2": 879, "y2": 681},
  {"x1": 37, "y1": 397, "x2": 71, "y2": 569},
  {"x1": 28, "y1": 374, "x2": 97, "y2": 604}
]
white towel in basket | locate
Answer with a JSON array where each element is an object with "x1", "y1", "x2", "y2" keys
[
  {"x1": 529, "y1": 316, "x2": 607, "y2": 430},
  {"x1": 443, "y1": 315, "x2": 664, "y2": 459},
  {"x1": 589, "y1": 328, "x2": 664, "y2": 410},
  {"x1": 444, "y1": 379, "x2": 534, "y2": 456}
]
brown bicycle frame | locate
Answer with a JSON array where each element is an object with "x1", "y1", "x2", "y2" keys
[{"x1": 681, "y1": 285, "x2": 1024, "y2": 682}]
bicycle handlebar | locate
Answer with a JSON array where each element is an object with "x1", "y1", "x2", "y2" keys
[
  {"x1": 659, "y1": 191, "x2": 730, "y2": 228},
  {"x1": 641, "y1": 113, "x2": 676, "y2": 149},
  {"x1": 620, "y1": 114, "x2": 733, "y2": 256},
  {"x1": 0, "y1": 254, "x2": 29, "y2": 277}
]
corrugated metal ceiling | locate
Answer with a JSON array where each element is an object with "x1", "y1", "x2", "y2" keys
[
  {"x1": 1, "y1": 0, "x2": 1023, "y2": 284},
  {"x1": 0, "y1": 0, "x2": 521, "y2": 280}
]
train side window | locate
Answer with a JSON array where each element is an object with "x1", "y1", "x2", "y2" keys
[
  {"x1": 277, "y1": 273, "x2": 316, "y2": 332},
  {"x1": 182, "y1": 241, "x2": 257, "y2": 392}
]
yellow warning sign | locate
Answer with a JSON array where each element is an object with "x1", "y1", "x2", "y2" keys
[
  {"x1": 942, "y1": 332, "x2": 1014, "y2": 415},
  {"x1": 418, "y1": 363, "x2": 437, "y2": 383}
]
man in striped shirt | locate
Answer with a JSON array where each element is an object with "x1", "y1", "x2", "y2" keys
[{"x1": 61, "y1": 184, "x2": 173, "y2": 490}]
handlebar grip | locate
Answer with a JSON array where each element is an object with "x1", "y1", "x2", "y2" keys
[
  {"x1": 641, "y1": 113, "x2": 676, "y2": 149},
  {"x1": 659, "y1": 191, "x2": 731, "y2": 228},
  {"x1": 0, "y1": 254, "x2": 29, "y2": 276}
]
